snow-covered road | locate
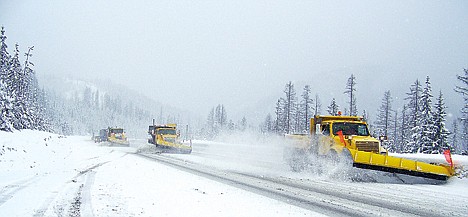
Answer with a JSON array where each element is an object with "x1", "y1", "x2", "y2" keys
[{"x1": 1, "y1": 131, "x2": 467, "y2": 216}]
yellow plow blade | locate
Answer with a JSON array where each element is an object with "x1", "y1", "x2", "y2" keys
[
  {"x1": 157, "y1": 140, "x2": 192, "y2": 154},
  {"x1": 348, "y1": 149, "x2": 455, "y2": 180}
]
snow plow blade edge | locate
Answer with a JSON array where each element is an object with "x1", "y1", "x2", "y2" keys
[{"x1": 349, "y1": 149, "x2": 454, "y2": 180}]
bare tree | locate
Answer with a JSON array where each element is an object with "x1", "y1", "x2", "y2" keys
[
  {"x1": 300, "y1": 85, "x2": 313, "y2": 133},
  {"x1": 283, "y1": 81, "x2": 296, "y2": 134},
  {"x1": 344, "y1": 74, "x2": 357, "y2": 116}
]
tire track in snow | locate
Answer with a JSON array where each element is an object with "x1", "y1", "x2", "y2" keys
[
  {"x1": 32, "y1": 161, "x2": 108, "y2": 217},
  {"x1": 137, "y1": 153, "x2": 410, "y2": 217},
  {"x1": 0, "y1": 176, "x2": 41, "y2": 207},
  {"x1": 240, "y1": 173, "x2": 466, "y2": 217},
  {"x1": 138, "y1": 152, "x2": 468, "y2": 217}
]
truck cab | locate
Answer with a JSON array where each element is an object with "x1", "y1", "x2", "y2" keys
[
  {"x1": 311, "y1": 116, "x2": 387, "y2": 154},
  {"x1": 148, "y1": 123, "x2": 191, "y2": 154},
  {"x1": 312, "y1": 115, "x2": 387, "y2": 155}
]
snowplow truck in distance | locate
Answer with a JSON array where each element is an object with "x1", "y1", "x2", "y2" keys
[
  {"x1": 284, "y1": 115, "x2": 455, "y2": 180},
  {"x1": 148, "y1": 124, "x2": 192, "y2": 154},
  {"x1": 106, "y1": 127, "x2": 130, "y2": 146}
]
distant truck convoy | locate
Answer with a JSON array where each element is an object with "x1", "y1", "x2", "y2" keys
[{"x1": 148, "y1": 123, "x2": 192, "y2": 154}]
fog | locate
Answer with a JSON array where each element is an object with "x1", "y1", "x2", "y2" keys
[{"x1": 1, "y1": 0, "x2": 467, "y2": 125}]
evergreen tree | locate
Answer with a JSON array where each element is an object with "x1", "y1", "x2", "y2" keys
[
  {"x1": 405, "y1": 79, "x2": 422, "y2": 153},
  {"x1": 400, "y1": 105, "x2": 411, "y2": 153},
  {"x1": 0, "y1": 27, "x2": 14, "y2": 131},
  {"x1": 393, "y1": 110, "x2": 401, "y2": 153},
  {"x1": 0, "y1": 26, "x2": 10, "y2": 81},
  {"x1": 275, "y1": 98, "x2": 285, "y2": 134},
  {"x1": 206, "y1": 107, "x2": 215, "y2": 137},
  {"x1": 262, "y1": 113, "x2": 274, "y2": 134},
  {"x1": 327, "y1": 98, "x2": 340, "y2": 116},
  {"x1": 300, "y1": 85, "x2": 313, "y2": 133},
  {"x1": 294, "y1": 98, "x2": 302, "y2": 133},
  {"x1": 374, "y1": 91, "x2": 393, "y2": 137},
  {"x1": 240, "y1": 116, "x2": 247, "y2": 131},
  {"x1": 283, "y1": 81, "x2": 296, "y2": 134},
  {"x1": 417, "y1": 76, "x2": 436, "y2": 154},
  {"x1": 433, "y1": 91, "x2": 451, "y2": 153},
  {"x1": 314, "y1": 93, "x2": 322, "y2": 116},
  {"x1": 362, "y1": 110, "x2": 369, "y2": 122},
  {"x1": 0, "y1": 80, "x2": 14, "y2": 131},
  {"x1": 451, "y1": 119, "x2": 460, "y2": 154},
  {"x1": 215, "y1": 104, "x2": 227, "y2": 130},
  {"x1": 406, "y1": 79, "x2": 422, "y2": 129},
  {"x1": 454, "y1": 68, "x2": 468, "y2": 153},
  {"x1": 344, "y1": 74, "x2": 357, "y2": 116},
  {"x1": 374, "y1": 91, "x2": 394, "y2": 151},
  {"x1": 0, "y1": 27, "x2": 49, "y2": 132}
]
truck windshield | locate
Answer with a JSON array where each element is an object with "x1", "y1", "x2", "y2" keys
[
  {"x1": 109, "y1": 128, "x2": 123, "y2": 134},
  {"x1": 332, "y1": 123, "x2": 369, "y2": 136},
  {"x1": 157, "y1": 129, "x2": 176, "y2": 135}
]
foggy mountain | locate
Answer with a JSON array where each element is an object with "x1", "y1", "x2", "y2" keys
[{"x1": 38, "y1": 74, "x2": 200, "y2": 138}]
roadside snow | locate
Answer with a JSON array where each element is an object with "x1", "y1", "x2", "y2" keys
[{"x1": 0, "y1": 130, "x2": 322, "y2": 216}]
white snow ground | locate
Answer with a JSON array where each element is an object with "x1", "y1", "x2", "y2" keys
[
  {"x1": 0, "y1": 130, "x2": 322, "y2": 216},
  {"x1": 1, "y1": 130, "x2": 467, "y2": 216}
]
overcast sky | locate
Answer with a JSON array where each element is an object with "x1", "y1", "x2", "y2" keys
[{"x1": 1, "y1": 0, "x2": 467, "y2": 125}]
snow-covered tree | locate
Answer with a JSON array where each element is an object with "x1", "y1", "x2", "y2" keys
[
  {"x1": 417, "y1": 76, "x2": 437, "y2": 154},
  {"x1": 206, "y1": 107, "x2": 215, "y2": 137},
  {"x1": 432, "y1": 90, "x2": 451, "y2": 153},
  {"x1": 406, "y1": 79, "x2": 422, "y2": 130},
  {"x1": 362, "y1": 110, "x2": 369, "y2": 122},
  {"x1": 451, "y1": 119, "x2": 460, "y2": 154},
  {"x1": 294, "y1": 99, "x2": 302, "y2": 133},
  {"x1": 314, "y1": 93, "x2": 322, "y2": 116},
  {"x1": 239, "y1": 116, "x2": 247, "y2": 131},
  {"x1": 454, "y1": 68, "x2": 468, "y2": 153},
  {"x1": 404, "y1": 79, "x2": 422, "y2": 153},
  {"x1": 392, "y1": 110, "x2": 401, "y2": 153},
  {"x1": 274, "y1": 98, "x2": 285, "y2": 134},
  {"x1": 0, "y1": 27, "x2": 50, "y2": 132},
  {"x1": 374, "y1": 91, "x2": 394, "y2": 151},
  {"x1": 0, "y1": 26, "x2": 10, "y2": 82},
  {"x1": 374, "y1": 91, "x2": 393, "y2": 137},
  {"x1": 261, "y1": 113, "x2": 274, "y2": 134},
  {"x1": 327, "y1": 98, "x2": 340, "y2": 116},
  {"x1": 215, "y1": 104, "x2": 227, "y2": 130},
  {"x1": 283, "y1": 81, "x2": 296, "y2": 134},
  {"x1": 300, "y1": 85, "x2": 313, "y2": 133},
  {"x1": 344, "y1": 74, "x2": 357, "y2": 116},
  {"x1": 0, "y1": 81, "x2": 14, "y2": 131}
]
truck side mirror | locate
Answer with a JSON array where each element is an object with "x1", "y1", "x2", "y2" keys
[{"x1": 315, "y1": 124, "x2": 322, "y2": 135}]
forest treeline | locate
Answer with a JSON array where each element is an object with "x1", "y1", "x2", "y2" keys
[{"x1": 260, "y1": 73, "x2": 468, "y2": 155}]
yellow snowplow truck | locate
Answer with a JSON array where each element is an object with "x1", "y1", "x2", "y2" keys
[
  {"x1": 284, "y1": 115, "x2": 455, "y2": 180},
  {"x1": 148, "y1": 124, "x2": 192, "y2": 154},
  {"x1": 106, "y1": 127, "x2": 130, "y2": 146}
]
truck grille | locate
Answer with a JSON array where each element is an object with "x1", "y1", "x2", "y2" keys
[
  {"x1": 164, "y1": 138, "x2": 176, "y2": 143},
  {"x1": 355, "y1": 141, "x2": 379, "y2": 153}
]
